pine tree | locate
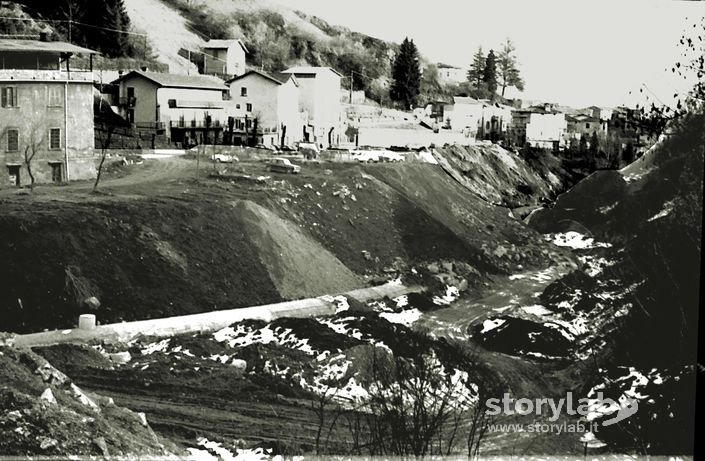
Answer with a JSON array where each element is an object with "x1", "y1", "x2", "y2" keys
[
  {"x1": 497, "y1": 39, "x2": 524, "y2": 97},
  {"x1": 390, "y1": 37, "x2": 421, "y2": 109},
  {"x1": 467, "y1": 46, "x2": 485, "y2": 89},
  {"x1": 482, "y1": 49, "x2": 498, "y2": 96}
]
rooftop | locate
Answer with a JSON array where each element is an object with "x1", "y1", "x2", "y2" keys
[
  {"x1": 202, "y1": 39, "x2": 249, "y2": 54},
  {"x1": 0, "y1": 39, "x2": 97, "y2": 55},
  {"x1": 226, "y1": 69, "x2": 297, "y2": 86},
  {"x1": 282, "y1": 66, "x2": 343, "y2": 77},
  {"x1": 112, "y1": 70, "x2": 228, "y2": 90}
]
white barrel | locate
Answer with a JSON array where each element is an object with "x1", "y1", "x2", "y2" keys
[{"x1": 78, "y1": 314, "x2": 96, "y2": 330}]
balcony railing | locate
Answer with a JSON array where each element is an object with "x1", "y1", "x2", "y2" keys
[
  {"x1": 170, "y1": 120, "x2": 224, "y2": 129},
  {"x1": 0, "y1": 69, "x2": 94, "y2": 82}
]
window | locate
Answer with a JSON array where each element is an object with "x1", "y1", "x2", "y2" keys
[
  {"x1": 49, "y1": 128, "x2": 61, "y2": 150},
  {"x1": 585, "y1": 123, "x2": 590, "y2": 129},
  {"x1": 236, "y1": 104, "x2": 241, "y2": 109},
  {"x1": 6, "y1": 129, "x2": 19, "y2": 152},
  {"x1": 47, "y1": 85, "x2": 62, "y2": 107},
  {"x1": 240, "y1": 87, "x2": 247, "y2": 97},
  {"x1": 1, "y1": 86, "x2": 18, "y2": 108},
  {"x1": 246, "y1": 103, "x2": 252, "y2": 112},
  {"x1": 168, "y1": 99, "x2": 177, "y2": 108}
]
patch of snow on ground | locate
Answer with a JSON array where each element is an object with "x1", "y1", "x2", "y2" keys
[
  {"x1": 393, "y1": 295, "x2": 409, "y2": 309},
  {"x1": 380, "y1": 308, "x2": 422, "y2": 326},
  {"x1": 522, "y1": 305, "x2": 553, "y2": 316},
  {"x1": 213, "y1": 324, "x2": 316, "y2": 355},
  {"x1": 433, "y1": 285, "x2": 460, "y2": 305},
  {"x1": 578, "y1": 255, "x2": 616, "y2": 277},
  {"x1": 548, "y1": 231, "x2": 612, "y2": 250},
  {"x1": 140, "y1": 339, "x2": 171, "y2": 355},
  {"x1": 481, "y1": 318, "x2": 506, "y2": 334},
  {"x1": 647, "y1": 200, "x2": 675, "y2": 222},
  {"x1": 599, "y1": 202, "x2": 618, "y2": 214}
]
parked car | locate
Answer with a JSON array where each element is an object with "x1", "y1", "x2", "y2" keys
[
  {"x1": 267, "y1": 157, "x2": 301, "y2": 174},
  {"x1": 279, "y1": 144, "x2": 297, "y2": 152},
  {"x1": 255, "y1": 143, "x2": 279, "y2": 152},
  {"x1": 211, "y1": 153, "x2": 238, "y2": 163},
  {"x1": 380, "y1": 151, "x2": 405, "y2": 162},
  {"x1": 351, "y1": 146, "x2": 383, "y2": 163}
]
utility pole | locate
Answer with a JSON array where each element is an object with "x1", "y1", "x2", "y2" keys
[{"x1": 349, "y1": 71, "x2": 353, "y2": 104}]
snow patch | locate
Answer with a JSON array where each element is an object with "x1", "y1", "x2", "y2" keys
[
  {"x1": 548, "y1": 231, "x2": 612, "y2": 250},
  {"x1": 380, "y1": 308, "x2": 422, "y2": 326},
  {"x1": 480, "y1": 318, "x2": 506, "y2": 334},
  {"x1": 647, "y1": 200, "x2": 675, "y2": 222}
]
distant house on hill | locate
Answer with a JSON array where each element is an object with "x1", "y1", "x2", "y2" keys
[
  {"x1": 225, "y1": 70, "x2": 303, "y2": 147},
  {"x1": 436, "y1": 63, "x2": 467, "y2": 85},
  {"x1": 0, "y1": 38, "x2": 97, "y2": 186},
  {"x1": 280, "y1": 66, "x2": 343, "y2": 147},
  {"x1": 202, "y1": 39, "x2": 248, "y2": 79},
  {"x1": 112, "y1": 70, "x2": 230, "y2": 146}
]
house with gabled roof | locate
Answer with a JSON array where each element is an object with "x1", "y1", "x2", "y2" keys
[
  {"x1": 112, "y1": 70, "x2": 230, "y2": 146},
  {"x1": 202, "y1": 39, "x2": 248, "y2": 79},
  {"x1": 225, "y1": 69, "x2": 303, "y2": 147},
  {"x1": 280, "y1": 66, "x2": 342, "y2": 147},
  {"x1": 0, "y1": 38, "x2": 98, "y2": 186}
]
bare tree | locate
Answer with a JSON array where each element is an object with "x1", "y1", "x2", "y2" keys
[
  {"x1": 22, "y1": 127, "x2": 44, "y2": 192},
  {"x1": 93, "y1": 125, "x2": 114, "y2": 192}
]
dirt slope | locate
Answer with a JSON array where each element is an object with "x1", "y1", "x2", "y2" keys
[
  {"x1": 0, "y1": 158, "x2": 567, "y2": 333},
  {"x1": 235, "y1": 199, "x2": 362, "y2": 299}
]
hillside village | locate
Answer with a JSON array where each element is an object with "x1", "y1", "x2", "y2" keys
[{"x1": 0, "y1": 25, "x2": 653, "y2": 186}]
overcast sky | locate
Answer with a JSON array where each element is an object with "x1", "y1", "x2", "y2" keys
[{"x1": 271, "y1": 0, "x2": 702, "y2": 108}]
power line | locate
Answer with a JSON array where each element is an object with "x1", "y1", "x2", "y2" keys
[{"x1": 0, "y1": 16, "x2": 147, "y2": 38}]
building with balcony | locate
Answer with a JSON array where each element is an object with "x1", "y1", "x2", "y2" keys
[
  {"x1": 0, "y1": 38, "x2": 97, "y2": 186},
  {"x1": 510, "y1": 105, "x2": 567, "y2": 150},
  {"x1": 280, "y1": 66, "x2": 343, "y2": 147},
  {"x1": 202, "y1": 39, "x2": 248, "y2": 79},
  {"x1": 225, "y1": 70, "x2": 303, "y2": 147},
  {"x1": 112, "y1": 70, "x2": 230, "y2": 146}
]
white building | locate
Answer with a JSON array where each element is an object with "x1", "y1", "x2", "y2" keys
[
  {"x1": 442, "y1": 97, "x2": 513, "y2": 141},
  {"x1": 202, "y1": 39, "x2": 248, "y2": 78},
  {"x1": 226, "y1": 70, "x2": 303, "y2": 147},
  {"x1": 511, "y1": 107, "x2": 567, "y2": 149},
  {"x1": 280, "y1": 66, "x2": 343, "y2": 147},
  {"x1": 437, "y1": 64, "x2": 467, "y2": 85}
]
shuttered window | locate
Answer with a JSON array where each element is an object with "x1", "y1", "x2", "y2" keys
[
  {"x1": 49, "y1": 128, "x2": 61, "y2": 150},
  {"x1": 1, "y1": 87, "x2": 18, "y2": 108},
  {"x1": 6, "y1": 129, "x2": 18, "y2": 152}
]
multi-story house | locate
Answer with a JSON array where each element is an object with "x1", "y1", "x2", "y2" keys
[
  {"x1": 112, "y1": 70, "x2": 230, "y2": 146},
  {"x1": 0, "y1": 38, "x2": 97, "y2": 186},
  {"x1": 280, "y1": 66, "x2": 342, "y2": 147},
  {"x1": 202, "y1": 39, "x2": 248, "y2": 79},
  {"x1": 442, "y1": 97, "x2": 512, "y2": 141},
  {"x1": 564, "y1": 113, "x2": 603, "y2": 144},
  {"x1": 510, "y1": 105, "x2": 567, "y2": 150},
  {"x1": 225, "y1": 70, "x2": 303, "y2": 147}
]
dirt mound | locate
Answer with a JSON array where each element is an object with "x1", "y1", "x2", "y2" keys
[
  {"x1": 432, "y1": 144, "x2": 573, "y2": 207},
  {"x1": 235, "y1": 200, "x2": 362, "y2": 299}
]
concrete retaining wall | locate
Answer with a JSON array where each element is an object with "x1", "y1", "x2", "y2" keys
[{"x1": 14, "y1": 281, "x2": 422, "y2": 348}]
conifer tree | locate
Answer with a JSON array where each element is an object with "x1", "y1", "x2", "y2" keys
[
  {"x1": 467, "y1": 46, "x2": 485, "y2": 89},
  {"x1": 497, "y1": 39, "x2": 524, "y2": 97},
  {"x1": 482, "y1": 49, "x2": 498, "y2": 96},
  {"x1": 390, "y1": 37, "x2": 421, "y2": 109}
]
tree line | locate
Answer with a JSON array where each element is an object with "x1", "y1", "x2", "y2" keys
[{"x1": 390, "y1": 37, "x2": 525, "y2": 109}]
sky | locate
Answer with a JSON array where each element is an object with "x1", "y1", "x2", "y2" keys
[{"x1": 270, "y1": 0, "x2": 703, "y2": 108}]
